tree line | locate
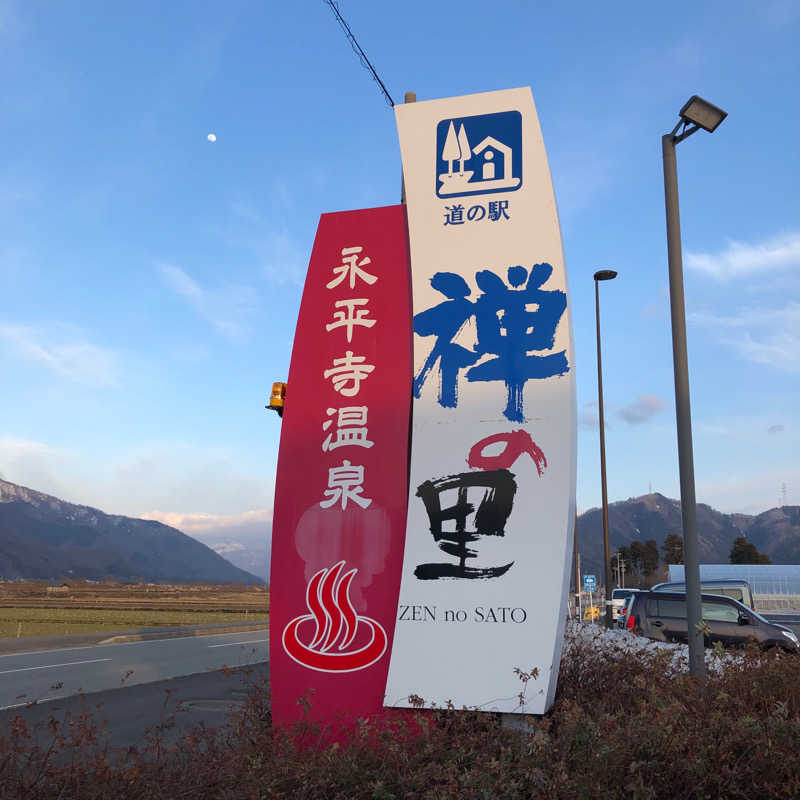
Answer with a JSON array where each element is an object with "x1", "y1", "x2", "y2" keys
[{"x1": 614, "y1": 534, "x2": 770, "y2": 588}]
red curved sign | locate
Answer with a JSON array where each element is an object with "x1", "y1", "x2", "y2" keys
[{"x1": 269, "y1": 205, "x2": 411, "y2": 728}]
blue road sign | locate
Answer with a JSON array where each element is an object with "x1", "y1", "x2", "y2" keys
[
  {"x1": 583, "y1": 574, "x2": 596, "y2": 590},
  {"x1": 436, "y1": 110, "x2": 523, "y2": 199}
]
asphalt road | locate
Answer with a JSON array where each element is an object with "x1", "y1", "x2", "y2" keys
[
  {"x1": 0, "y1": 662, "x2": 270, "y2": 757},
  {"x1": 0, "y1": 614, "x2": 795, "y2": 759},
  {"x1": 0, "y1": 628, "x2": 268, "y2": 710},
  {"x1": 0, "y1": 621, "x2": 266, "y2": 657}
]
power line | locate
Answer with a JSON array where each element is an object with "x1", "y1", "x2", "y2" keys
[{"x1": 324, "y1": 0, "x2": 395, "y2": 107}]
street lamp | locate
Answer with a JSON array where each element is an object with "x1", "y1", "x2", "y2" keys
[
  {"x1": 678, "y1": 96, "x2": 727, "y2": 134},
  {"x1": 594, "y1": 268, "x2": 617, "y2": 629},
  {"x1": 662, "y1": 95, "x2": 727, "y2": 680}
]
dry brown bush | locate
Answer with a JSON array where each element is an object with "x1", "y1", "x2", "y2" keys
[{"x1": 1, "y1": 633, "x2": 798, "y2": 799}]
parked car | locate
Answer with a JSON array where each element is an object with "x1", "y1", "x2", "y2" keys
[
  {"x1": 616, "y1": 592, "x2": 641, "y2": 628},
  {"x1": 651, "y1": 579, "x2": 755, "y2": 610},
  {"x1": 621, "y1": 590, "x2": 799, "y2": 651},
  {"x1": 611, "y1": 588, "x2": 642, "y2": 622}
]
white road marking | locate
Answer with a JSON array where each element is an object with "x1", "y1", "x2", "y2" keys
[
  {"x1": 0, "y1": 695, "x2": 63, "y2": 711},
  {"x1": 208, "y1": 639, "x2": 267, "y2": 648},
  {"x1": 0, "y1": 658, "x2": 112, "y2": 675},
  {"x1": 0, "y1": 628, "x2": 269, "y2": 659}
]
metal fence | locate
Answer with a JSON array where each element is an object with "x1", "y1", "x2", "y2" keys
[{"x1": 668, "y1": 564, "x2": 800, "y2": 611}]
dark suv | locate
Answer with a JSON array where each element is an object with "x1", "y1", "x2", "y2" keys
[{"x1": 621, "y1": 590, "x2": 799, "y2": 652}]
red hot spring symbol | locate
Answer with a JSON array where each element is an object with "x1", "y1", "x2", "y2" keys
[{"x1": 282, "y1": 561, "x2": 388, "y2": 673}]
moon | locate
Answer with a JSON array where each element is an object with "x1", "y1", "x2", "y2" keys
[{"x1": 207, "y1": 133, "x2": 217, "y2": 143}]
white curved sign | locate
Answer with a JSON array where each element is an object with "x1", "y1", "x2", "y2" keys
[{"x1": 384, "y1": 87, "x2": 576, "y2": 715}]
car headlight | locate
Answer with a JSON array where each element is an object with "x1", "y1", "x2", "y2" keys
[{"x1": 781, "y1": 630, "x2": 799, "y2": 645}]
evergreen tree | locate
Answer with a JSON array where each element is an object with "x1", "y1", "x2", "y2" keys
[
  {"x1": 629, "y1": 541, "x2": 645, "y2": 574},
  {"x1": 642, "y1": 540, "x2": 659, "y2": 574},
  {"x1": 661, "y1": 533, "x2": 684, "y2": 565},
  {"x1": 729, "y1": 536, "x2": 772, "y2": 565},
  {"x1": 441, "y1": 121, "x2": 459, "y2": 172}
]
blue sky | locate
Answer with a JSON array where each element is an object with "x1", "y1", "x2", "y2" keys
[{"x1": 1, "y1": 0, "x2": 798, "y2": 550}]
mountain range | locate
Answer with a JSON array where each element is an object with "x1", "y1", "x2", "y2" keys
[
  {"x1": 186, "y1": 529, "x2": 269, "y2": 583},
  {"x1": 0, "y1": 479, "x2": 263, "y2": 585},
  {"x1": 576, "y1": 492, "x2": 800, "y2": 579},
  {"x1": 1, "y1": 479, "x2": 796, "y2": 587}
]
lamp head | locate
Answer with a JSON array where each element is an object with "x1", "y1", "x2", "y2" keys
[
  {"x1": 679, "y1": 95, "x2": 727, "y2": 133},
  {"x1": 594, "y1": 269, "x2": 618, "y2": 281}
]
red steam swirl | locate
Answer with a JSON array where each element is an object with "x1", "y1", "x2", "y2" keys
[{"x1": 282, "y1": 561, "x2": 387, "y2": 673}]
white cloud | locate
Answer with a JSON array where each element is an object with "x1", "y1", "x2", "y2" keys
[
  {"x1": 226, "y1": 198, "x2": 308, "y2": 287},
  {"x1": 157, "y1": 262, "x2": 258, "y2": 340},
  {"x1": 686, "y1": 232, "x2": 800, "y2": 280},
  {"x1": 618, "y1": 395, "x2": 664, "y2": 425},
  {"x1": 1, "y1": 437, "x2": 273, "y2": 524},
  {"x1": 260, "y1": 229, "x2": 308, "y2": 287},
  {"x1": 694, "y1": 413, "x2": 797, "y2": 443},
  {"x1": 109, "y1": 445, "x2": 273, "y2": 517},
  {"x1": 0, "y1": 438, "x2": 78, "y2": 499},
  {"x1": 140, "y1": 508, "x2": 272, "y2": 535},
  {"x1": 691, "y1": 303, "x2": 800, "y2": 372},
  {"x1": 140, "y1": 509, "x2": 271, "y2": 576},
  {"x1": 0, "y1": 324, "x2": 119, "y2": 386}
]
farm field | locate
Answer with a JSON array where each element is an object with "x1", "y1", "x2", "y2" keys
[{"x1": 0, "y1": 580, "x2": 269, "y2": 639}]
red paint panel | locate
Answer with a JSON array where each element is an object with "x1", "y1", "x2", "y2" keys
[{"x1": 270, "y1": 205, "x2": 412, "y2": 729}]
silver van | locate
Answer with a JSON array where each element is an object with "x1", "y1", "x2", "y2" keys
[
  {"x1": 623, "y1": 591, "x2": 798, "y2": 651},
  {"x1": 611, "y1": 588, "x2": 642, "y2": 621},
  {"x1": 651, "y1": 579, "x2": 754, "y2": 610}
]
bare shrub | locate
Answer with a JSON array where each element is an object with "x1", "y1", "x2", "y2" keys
[{"x1": 0, "y1": 633, "x2": 798, "y2": 798}]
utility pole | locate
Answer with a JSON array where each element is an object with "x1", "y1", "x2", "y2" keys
[
  {"x1": 614, "y1": 552, "x2": 625, "y2": 589},
  {"x1": 594, "y1": 270, "x2": 617, "y2": 628},
  {"x1": 574, "y1": 512, "x2": 581, "y2": 620},
  {"x1": 400, "y1": 91, "x2": 416, "y2": 203},
  {"x1": 661, "y1": 95, "x2": 726, "y2": 683}
]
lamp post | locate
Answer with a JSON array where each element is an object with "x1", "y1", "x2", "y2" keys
[
  {"x1": 594, "y1": 268, "x2": 617, "y2": 628},
  {"x1": 662, "y1": 95, "x2": 727, "y2": 680},
  {"x1": 573, "y1": 512, "x2": 581, "y2": 621}
]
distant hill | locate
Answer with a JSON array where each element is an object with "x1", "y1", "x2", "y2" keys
[
  {"x1": 577, "y1": 492, "x2": 800, "y2": 581},
  {"x1": 745, "y1": 505, "x2": 800, "y2": 564},
  {"x1": 4, "y1": 479, "x2": 794, "y2": 589},
  {"x1": 0, "y1": 479, "x2": 263, "y2": 585},
  {"x1": 191, "y1": 533, "x2": 269, "y2": 583}
]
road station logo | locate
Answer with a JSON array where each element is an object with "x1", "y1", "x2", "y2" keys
[
  {"x1": 435, "y1": 110, "x2": 522, "y2": 199},
  {"x1": 282, "y1": 561, "x2": 388, "y2": 673}
]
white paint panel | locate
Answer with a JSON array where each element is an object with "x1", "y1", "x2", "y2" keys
[{"x1": 384, "y1": 88, "x2": 576, "y2": 715}]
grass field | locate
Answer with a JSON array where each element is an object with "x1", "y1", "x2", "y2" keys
[
  {"x1": 0, "y1": 608, "x2": 268, "y2": 638},
  {"x1": 0, "y1": 581, "x2": 269, "y2": 638}
]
